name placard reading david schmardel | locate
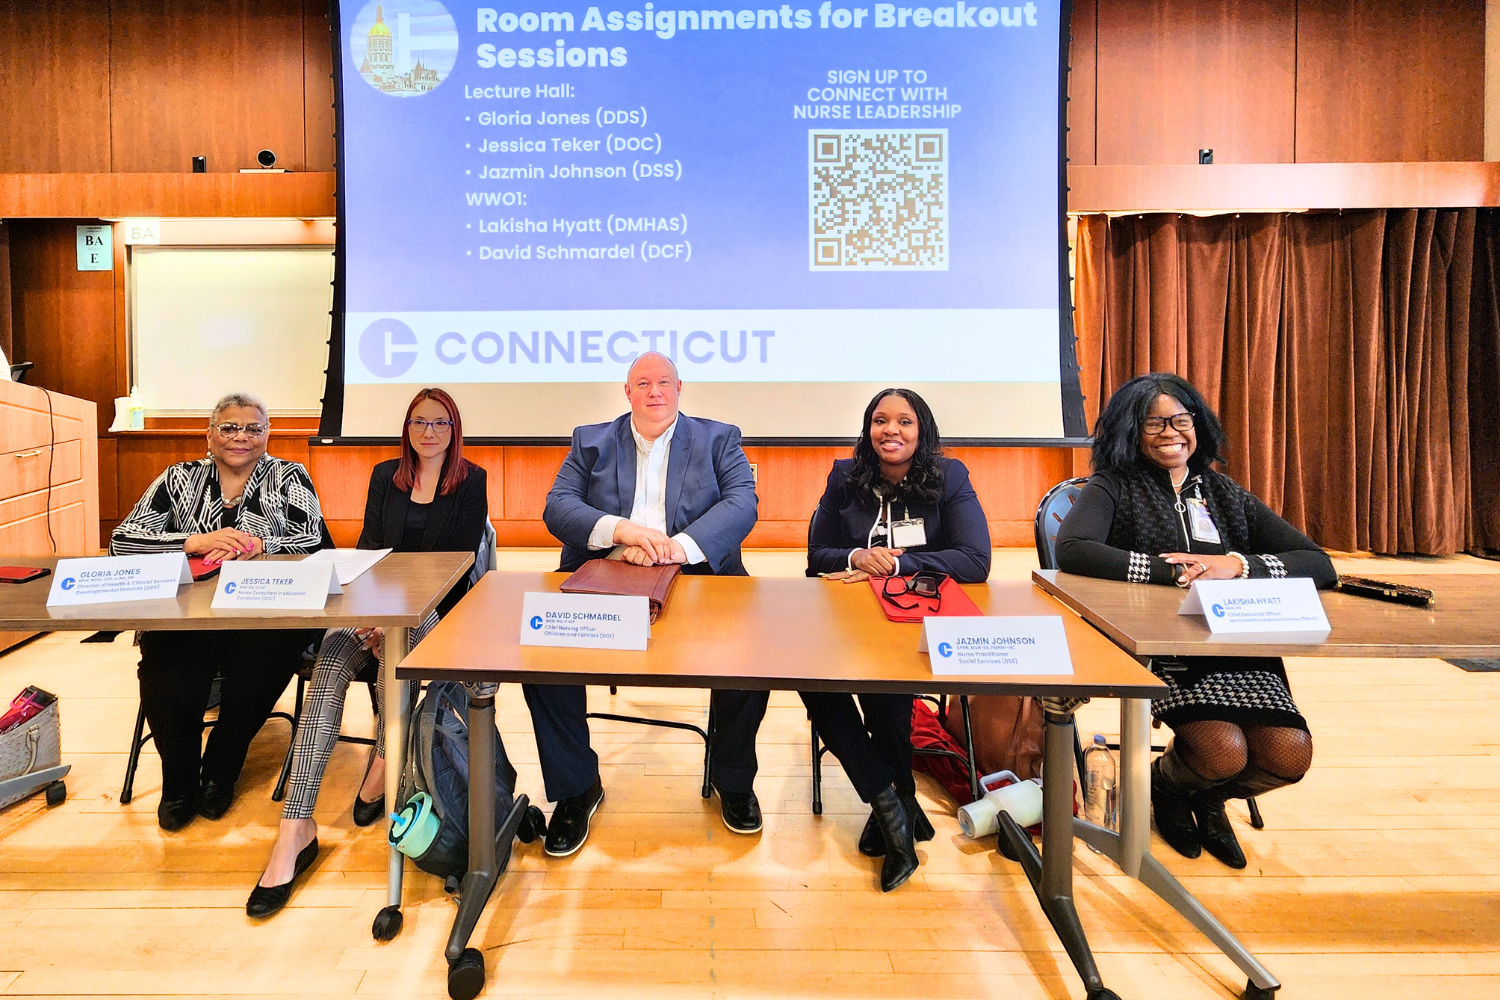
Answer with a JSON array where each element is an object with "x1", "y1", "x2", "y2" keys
[
  {"x1": 920, "y1": 616, "x2": 1073, "y2": 676},
  {"x1": 520, "y1": 592, "x2": 650, "y2": 651}
]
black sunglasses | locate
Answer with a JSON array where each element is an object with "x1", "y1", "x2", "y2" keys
[{"x1": 880, "y1": 571, "x2": 949, "y2": 611}]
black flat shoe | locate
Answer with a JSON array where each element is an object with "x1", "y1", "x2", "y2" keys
[
  {"x1": 157, "y1": 792, "x2": 198, "y2": 832},
  {"x1": 715, "y1": 787, "x2": 762, "y2": 834},
  {"x1": 859, "y1": 794, "x2": 934, "y2": 857},
  {"x1": 246, "y1": 838, "x2": 319, "y2": 918},
  {"x1": 1192, "y1": 797, "x2": 1247, "y2": 869},
  {"x1": 353, "y1": 793, "x2": 385, "y2": 828},
  {"x1": 1151, "y1": 760, "x2": 1202, "y2": 860},
  {"x1": 871, "y1": 785, "x2": 919, "y2": 892},
  {"x1": 198, "y1": 779, "x2": 236, "y2": 820},
  {"x1": 543, "y1": 777, "x2": 604, "y2": 857}
]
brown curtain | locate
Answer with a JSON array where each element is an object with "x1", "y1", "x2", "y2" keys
[{"x1": 1075, "y1": 210, "x2": 1500, "y2": 556}]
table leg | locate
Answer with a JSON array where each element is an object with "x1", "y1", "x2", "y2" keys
[
  {"x1": 996, "y1": 702, "x2": 1118, "y2": 1000},
  {"x1": 1118, "y1": 695, "x2": 1152, "y2": 878},
  {"x1": 1096, "y1": 696, "x2": 1281, "y2": 998},
  {"x1": 444, "y1": 683, "x2": 531, "y2": 1000},
  {"x1": 372, "y1": 625, "x2": 410, "y2": 942}
]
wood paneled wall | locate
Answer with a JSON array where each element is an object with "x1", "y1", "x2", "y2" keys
[
  {"x1": 0, "y1": 222, "x2": 12, "y2": 360},
  {"x1": 102, "y1": 436, "x2": 1075, "y2": 553},
  {"x1": 0, "y1": 2, "x2": 1484, "y2": 173},
  {"x1": 1068, "y1": 0, "x2": 1483, "y2": 165},
  {"x1": 0, "y1": 0, "x2": 336, "y2": 173}
]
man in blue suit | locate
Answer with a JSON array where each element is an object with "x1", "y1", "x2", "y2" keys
[{"x1": 532, "y1": 351, "x2": 763, "y2": 856}]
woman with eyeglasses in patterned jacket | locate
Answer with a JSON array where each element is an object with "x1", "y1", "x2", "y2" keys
[
  {"x1": 248, "y1": 387, "x2": 488, "y2": 918},
  {"x1": 112, "y1": 392, "x2": 327, "y2": 833},
  {"x1": 1055, "y1": 373, "x2": 1336, "y2": 870},
  {"x1": 805, "y1": 388, "x2": 991, "y2": 893}
]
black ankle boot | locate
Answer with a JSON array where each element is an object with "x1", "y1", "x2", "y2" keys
[
  {"x1": 902, "y1": 793, "x2": 935, "y2": 843},
  {"x1": 1196, "y1": 763, "x2": 1298, "y2": 870},
  {"x1": 870, "y1": 786, "x2": 919, "y2": 892},
  {"x1": 858, "y1": 793, "x2": 934, "y2": 858},
  {"x1": 1151, "y1": 748, "x2": 1229, "y2": 861},
  {"x1": 1191, "y1": 795, "x2": 1246, "y2": 869}
]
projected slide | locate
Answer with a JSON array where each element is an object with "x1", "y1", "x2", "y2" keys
[{"x1": 333, "y1": 0, "x2": 1076, "y2": 439}]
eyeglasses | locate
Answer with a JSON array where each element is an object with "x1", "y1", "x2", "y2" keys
[
  {"x1": 213, "y1": 422, "x2": 269, "y2": 439},
  {"x1": 407, "y1": 419, "x2": 454, "y2": 434},
  {"x1": 1142, "y1": 412, "x2": 1195, "y2": 435},
  {"x1": 880, "y1": 571, "x2": 949, "y2": 611}
]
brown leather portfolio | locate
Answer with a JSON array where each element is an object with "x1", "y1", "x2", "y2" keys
[{"x1": 560, "y1": 560, "x2": 682, "y2": 622}]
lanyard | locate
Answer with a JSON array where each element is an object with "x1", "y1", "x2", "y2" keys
[{"x1": 866, "y1": 496, "x2": 910, "y2": 549}]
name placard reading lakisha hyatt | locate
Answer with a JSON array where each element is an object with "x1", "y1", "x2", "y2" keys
[
  {"x1": 1178, "y1": 578, "x2": 1330, "y2": 634},
  {"x1": 211, "y1": 560, "x2": 341, "y2": 611},
  {"x1": 47, "y1": 553, "x2": 193, "y2": 607},
  {"x1": 520, "y1": 592, "x2": 650, "y2": 652},
  {"x1": 919, "y1": 616, "x2": 1074, "y2": 676}
]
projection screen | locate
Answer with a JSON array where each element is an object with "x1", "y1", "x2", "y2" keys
[{"x1": 322, "y1": 0, "x2": 1084, "y2": 442}]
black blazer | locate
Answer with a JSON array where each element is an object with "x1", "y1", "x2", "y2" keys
[
  {"x1": 806, "y1": 457, "x2": 992, "y2": 583},
  {"x1": 359, "y1": 458, "x2": 489, "y2": 615}
]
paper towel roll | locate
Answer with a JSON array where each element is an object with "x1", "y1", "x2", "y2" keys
[{"x1": 957, "y1": 779, "x2": 1043, "y2": 838}]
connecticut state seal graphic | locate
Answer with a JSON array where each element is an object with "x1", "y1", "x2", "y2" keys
[{"x1": 350, "y1": 1, "x2": 458, "y2": 96}]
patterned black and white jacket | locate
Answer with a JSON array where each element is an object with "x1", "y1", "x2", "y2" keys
[
  {"x1": 110, "y1": 455, "x2": 325, "y2": 556},
  {"x1": 1054, "y1": 465, "x2": 1336, "y2": 588}
]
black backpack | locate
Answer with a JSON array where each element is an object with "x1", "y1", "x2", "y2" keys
[{"x1": 389, "y1": 682, "x2": 543, "y2": 882}]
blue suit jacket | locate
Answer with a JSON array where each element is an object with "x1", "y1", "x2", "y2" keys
[
  {"x1": 544, "y1": 413, "x2": 758, "y2": 576},
  {"x1": 806, "y1": 457, "x2": 992, "y2": 582}
]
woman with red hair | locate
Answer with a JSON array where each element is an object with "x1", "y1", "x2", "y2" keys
[{"x1": 249, "y1": 388, "x2": 487, "y2": 917}]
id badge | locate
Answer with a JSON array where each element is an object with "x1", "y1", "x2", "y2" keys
[
  {"x1": 889, "y1": 518, "x2": 927, "y2": 549},
  {"x1": 1185, "y1": 499, "x2": 1222, "y2": 544}
]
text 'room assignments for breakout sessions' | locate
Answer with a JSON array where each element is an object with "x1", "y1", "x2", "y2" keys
[{"x1": 338, "y1": 1, "x2": 1061, "y2": 387}]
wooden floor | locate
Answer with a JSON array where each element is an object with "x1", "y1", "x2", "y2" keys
[{"x1": 1, "y1": 550, "x2": 1498, "y2": 999}]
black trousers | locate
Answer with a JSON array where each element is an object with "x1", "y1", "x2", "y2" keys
[
  {"x1": 801, "y1": 692, "x2": 915, "y2": 802},
  {"x1": 523, "y1": 684, "x2": 770, "y2": 802},
  {"x1": 137, "y1": 628, "x2": 321, "y2": 799}
]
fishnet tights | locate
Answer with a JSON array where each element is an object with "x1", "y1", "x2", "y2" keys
[{"x1": 1173, "y1": 720, "x2": 1313, "y2": 783}]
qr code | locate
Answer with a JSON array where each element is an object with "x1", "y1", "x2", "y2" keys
[{"x1": 809, "y1": 130, "x2": 948, "y2": 270}]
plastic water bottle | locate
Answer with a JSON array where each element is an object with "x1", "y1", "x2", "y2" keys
[{"x1": 1082, "y1": 734, "x2": 1118, "y2": 831}]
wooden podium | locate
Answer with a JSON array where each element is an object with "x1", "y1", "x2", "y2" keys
[{"x1": 0, "y1": 379, "x2": 98, "y2": 653}]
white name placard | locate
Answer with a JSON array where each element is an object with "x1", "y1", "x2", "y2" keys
[
  {"x1": 520, "y1": 592, "x2": 650, "y2": 651},
  {"x1": 47, "y1": 553, "x2": 193, "y2": 606},
  {"x1": 1178, "y1": 578, "x2": 1330, "y2": 634},
  {"x1": 920, "y1": 616, "x2": 1074, "y2": 676},
  {"x1": 211, "y1": 560, "x2": 341, "y2": 611}
]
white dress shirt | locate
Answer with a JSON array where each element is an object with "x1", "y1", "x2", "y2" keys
[{"x1": 586, "y1": 416, "x2": 707, "y2": 564}]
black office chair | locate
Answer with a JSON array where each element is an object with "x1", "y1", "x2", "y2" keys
[
  {"x1": 121, "y1": 523, "x2": 344, "y2": 806},
  {"x1": 270, "y1": 519, "x2": 496, "y2": 802},
  {"x1": 120, "y1": 674, "x2": 298, "y2": 805},
  {"x1": 806, "y1": 505, "x2": 982, "y2": 813},
  {"x1": 1032, "y1": 478, "x2": 1263, "y2": 830},
  {"x1": 9, "y1": 361, "x2": 34, "y2": 383}
]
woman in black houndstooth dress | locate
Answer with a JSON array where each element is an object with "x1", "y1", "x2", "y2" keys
[{"x1": 1055, "y1": 373, "x2": 1336, "y2": 869}]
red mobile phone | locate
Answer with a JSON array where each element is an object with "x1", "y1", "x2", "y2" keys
[{"x1": 0, "y1": 566, "x2": 51, "y2": 584}]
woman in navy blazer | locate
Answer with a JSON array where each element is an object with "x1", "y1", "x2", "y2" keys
[{"x1": 805, "y1": 388, "x2": 991, "y2": 891}]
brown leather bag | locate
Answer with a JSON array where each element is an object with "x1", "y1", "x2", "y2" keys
[
  {"x1": 559, "y1": 560, "x2": 682, "y2": 622},
  {"x1": 942, "y1": 695, "x2": 1045, "y2": 781}
]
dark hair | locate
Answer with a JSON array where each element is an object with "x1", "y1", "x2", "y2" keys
[
  {"x1": 393, "y1": 387, "x2": 472, "y2": 497},
  {"x1": 1090, "y1": 373, "x2": 1227, "y2": 476},
  {"x1": 846, "y1": 388, "x2": 944, "y2": 506}
]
